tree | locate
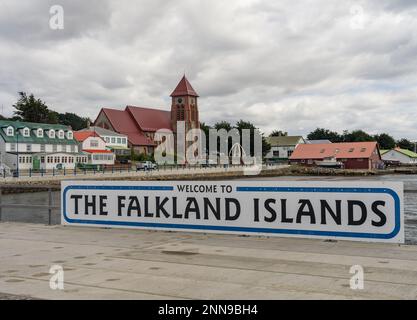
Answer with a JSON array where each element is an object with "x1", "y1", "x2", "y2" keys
[
  {"x1": 374, "y1": 133, "x2": 395, "y2": 150},
  {"x1": 214, "y1": 121, "x2": 232, "y2": 131},
  {"x1": 13, "y1": 92, "x2": 57, "y2": 123},
  {"x1": 234, "y1": 120, "x2": 271, "y2": 157},
  {"x1": 58, "y1": 112, "x2": 91, "y2": 131},
  {"x1": 270, "y1": 130, "x2": 288, "y2": 137},
  {"x1": 396, "y1": 138, "x2": 415, "y2": 151},
  {"x1": 307, "y1": 128, "x2": 341, "y2": 142},
  {"x1": 343, "y1": 130, "x2": 374, "y2": 142},
  {"x1": 199, "y1": 122, "x2": 211, "y2": 152}
]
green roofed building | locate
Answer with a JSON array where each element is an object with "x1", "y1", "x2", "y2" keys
[
  {"x1": 0, "y1": 120, "x2": 87, "y2": 173},
  {"x1": 381, "y1": 147, "x2": 417, "y2": 164}
]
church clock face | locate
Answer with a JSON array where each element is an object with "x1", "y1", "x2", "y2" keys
[{"x1": 177, "y1": 98, "x2": 183, "y2": 104}]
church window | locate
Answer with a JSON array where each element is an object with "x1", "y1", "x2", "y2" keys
[{"x1": 177, "y1": 105, "x2": 185, "y2": 121}]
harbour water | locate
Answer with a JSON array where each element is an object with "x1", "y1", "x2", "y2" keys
[{"x1": 1, "y1": 174, "x2": 416, "y2": 243}]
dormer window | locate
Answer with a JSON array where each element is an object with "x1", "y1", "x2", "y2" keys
[
  {"x1": 49, "y1": 130, "x2": 55, "y2": 139},
  {"x1": 66, "y1": 131, "x2": 73, "y2": 140},
  {"x1": 37, "y1": 128, "x2": 44, "y2": 138},
  {"x1": 58, "y1": 130, "x2": 65, "y2": 139},
  {"x1": 6, "y1": 126, "x2": 14, "y2": 136},
  {"x1": 22, "y1": 127, "x2": 30, "y2": 137}
]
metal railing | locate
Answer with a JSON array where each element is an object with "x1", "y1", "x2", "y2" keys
[
  {"x1": 0, "y1": 185, "x2": 60, "y2": 225},
  {"x1": 0, "y1": 163, "x2": 284, "y2": 179}
]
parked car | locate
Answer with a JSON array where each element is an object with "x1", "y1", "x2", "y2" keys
[
  {"x1": 118, "y1": 158, "x2": 131, "y2": 165},
  {"x1": 136, "y1": 161, "x2": 157, "y2": 171}
]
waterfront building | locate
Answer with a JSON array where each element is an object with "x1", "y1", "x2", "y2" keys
[
  {"x1": 289, "y1": 141, "x2": 382, "y2": 170},
  {"x1": 381, "y1": 148, "x2": 417, "y2": 165},
  {"x1": 0, "y1": 120, "x2": 85, "y2": 171},
  {"x1": 78, "y1": 126, "x2": 129, "y2": 157},
  {"x1": 93, "y1": 75, "x2": 200, "y2": 155},
  {"x1": 73, "y1": 131, "x2": 115, "y2": 167},
  {"x1": 266, "y1": 136, "x2": 306, "y2": 160}
]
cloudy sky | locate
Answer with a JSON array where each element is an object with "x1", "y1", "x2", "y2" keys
[{"x1": 0, "y1": 0, "x2": 417, "y2": 138}]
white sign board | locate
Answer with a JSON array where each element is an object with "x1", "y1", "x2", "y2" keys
[{"x1": 61, "y1": 180, "x2": 404, "y2": 243}]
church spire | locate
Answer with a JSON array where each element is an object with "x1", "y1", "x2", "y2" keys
[{"x1": 170, "y1": 75, "x2": 199, "y2": 97}]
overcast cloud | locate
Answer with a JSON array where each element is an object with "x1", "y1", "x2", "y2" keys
[{"x1": 0, "y1": 0, "x2": 417, "y2": 138}]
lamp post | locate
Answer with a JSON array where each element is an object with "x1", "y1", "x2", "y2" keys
[{"x1": 16, "y1": 129, "x2": 19, "y2": 177}]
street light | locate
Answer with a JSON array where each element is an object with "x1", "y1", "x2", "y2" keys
[{"x1": 16, "y1": 128, "x2": 19, "y2": 177}]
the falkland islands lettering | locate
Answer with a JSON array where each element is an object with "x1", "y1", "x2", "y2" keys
[{"x1": 61, "y1": 180, "x2": 404, "y2": 243}]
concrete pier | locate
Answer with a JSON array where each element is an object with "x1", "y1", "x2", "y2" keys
[{"x1": 0, "y1": 222, "x2": 416, "y2": 299}]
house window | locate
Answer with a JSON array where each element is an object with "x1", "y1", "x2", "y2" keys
[
  {"x1": 37, "y1": 128, "x2": 43, "y2": 138},
  {"x1": 49, "y1": 130, "x2": 55, "y2": 139},
  {"x1": 6, "y1": 127, "x2": 14, "y2": 136},
  {"x1": 22, "y1": 127, "x2": 30, "y2": 137},
  {"x1": 90, "y1": 139, "x2": 99, "y2": 148},
  {"x1": 122, "y1": 138, "x2": 126, "y2": 144},
  {"x1": 117, "y1": 138, "x2": 121, "y2": 144},
  {"x1": 26, "y1": 144, "x2": 32, "y2": 152},
  {"x1": 273, "y1": 151, "x2": 279, "y2": 157},
  {"x1": 41, "y1": 156, "x2": 45, "y2": 163},
  {"x1": 67, "y1": 131, "x2": 73, "y2": 139},
  {"x1": 287, "y1": 150, "x2": 293, "y2": 157},
  {"x1": 40, "y1": 144, "x2": 45, "y2": 152},
  {"x1": 52, "y1": 144, "x2": 57, "y2": 152},
  {"x1": 70, "y1": 145, "x2": 75, "y2": 152},
  {"x1": 360, "y1": 148, "x2": 366, "y2": 152},
  {"x1": 111, "y1": 137, "x2": 116, "y2": 144},
  {"x1": 58, "y1": 130, "x2": 65, "y2": 139},
  {"x1": 348, "y1": 148, "x2": 354, "y2": 153},
  {"x1": 10, "y1": 143, "x2": 16, "y2": 151}
]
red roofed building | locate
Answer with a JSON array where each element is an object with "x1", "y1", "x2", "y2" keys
[
  {"x1": 74, "y1": 131, "x2": 115, "y2": 167},
  {"x1": 94, "y1": 75, "x2": 200, "y2": 155},
  {"x1": 289, "y1": 141, "x2": 383, "y2": 170}
]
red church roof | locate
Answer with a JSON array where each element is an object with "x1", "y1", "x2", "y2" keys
[
  {"x1": 99, "y1": 108, "x2": 156, "y2": 146},
  {"x1": 170, "y1": 75, "x2": 199, "y2": 97},
  {"x1": 290, "y1": 142, "x2": 379, "y2": 160},
  {"x1": 126, "y1": 106, "x2": 172, "y2": 132}
]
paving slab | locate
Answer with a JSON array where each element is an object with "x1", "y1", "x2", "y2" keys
[{"x1": 0, "y1": 222, "x2": 416, "y2": 300}]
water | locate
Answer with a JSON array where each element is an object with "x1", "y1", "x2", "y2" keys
[{"x1": 1, "y1": 175, "x2": 416, "y2": 244}]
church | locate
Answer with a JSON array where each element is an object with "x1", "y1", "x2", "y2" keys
[{"x1": 94, "y1": 75, "x2": 200, "y2": 155}]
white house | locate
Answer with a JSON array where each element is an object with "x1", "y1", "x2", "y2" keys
[
  {"x1": 266, "y1": 136, "x2": 306, "y2": 160},
  {"x1": 78, "y1": 126, "x2": 129, "y2": 156},
  {"x1": 0, "y1": 120, "x2": 87, "y2": 172},
  {"x1": 74, "y1": 131, "x2": 115, "y2": 167},
  {"x1": 381, "y1": 148, "x2": 417, "y2": 164}
]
